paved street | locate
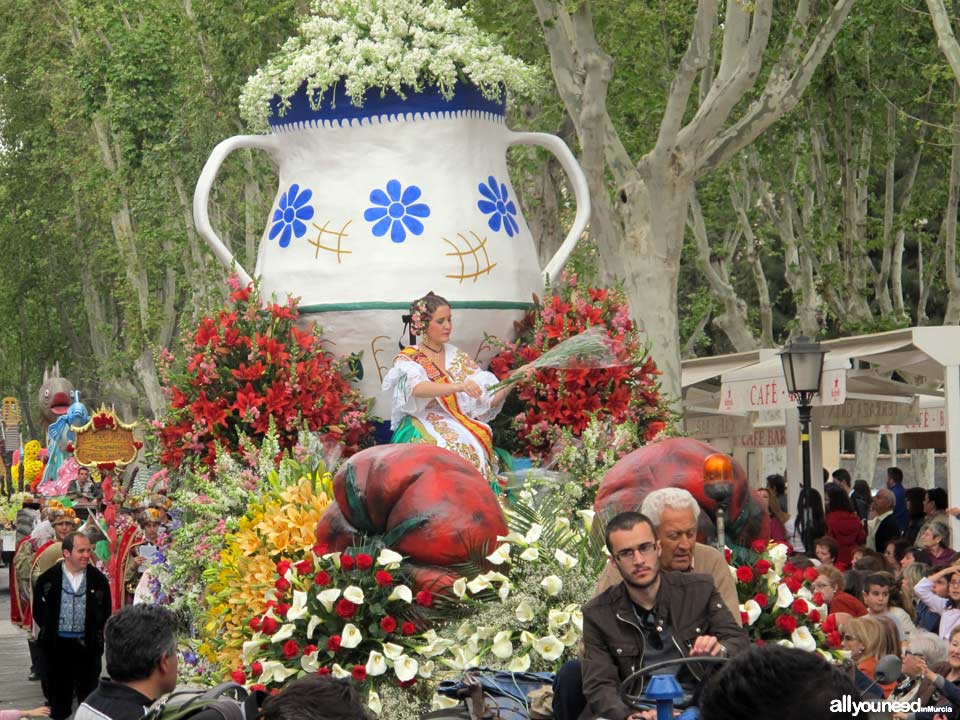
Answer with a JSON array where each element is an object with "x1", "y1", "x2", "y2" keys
[{"x1": 0, "y1": 566, "x2": 48, "y2": 713}]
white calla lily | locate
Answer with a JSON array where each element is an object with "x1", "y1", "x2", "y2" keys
[
  {"x1": 571, "y1": 611, "x2": 583, "y2": 632},
  {"x1": 576, "y1": 509, "x2": 595, "y2": 531},
  {"x1": 259, "y1": 660, "x2": 298, "y2": 684},
  {"x1": 286, "y1": 590, "x2": 309, "y2": 621},
  {"x1": 476, "y1": 626, "x2": 496, "y2": 641},
  {"x1": 367, "y1": 691, "x2": 382, "y2": 715},
  {"x1": 394, "y1": 655, "x2": 419, "y2": 682},
  {"x1": 452, "y1": 577, "x2": 467, "y2": 599},
  {"x1": 331, "y1": 663, "x2": 350, "y2": 679},
  {"x1": 388, "y1": 585, "x2": 413, "y2": 603},
  {"x1": 548, "y1": 610, "x2": 571, "y2": 629},
  {"x1": 776, "y1": 639, "x2": 795, "y2": 648},
  {"x1": 419, "y1": 660, "x2": 435, "y2": 678},
  {"x1": 306, "y1": 614, "x2": 322, "y2": 639},
  {"x1": 742, "y1": 600, "x2": 762, "y2": 626},
  {"x1": 774, "y1": 583, "x2": 795, "y2": 609},
  {"x1": 432, "y1": 695, "x2": 461, "y2": 711},
  {"x1": 491, "y1": 630, "x2": 514, "y2": 659},
  {"x1": 343, "y1": 585, "x2": 365, "y2": 605},
  {"x1": 558, "y1": 626, "x2": 579, "y2": 647},
  {"x1": 533, "y1": 635, "x2": 565, "y2": 661},
  {"x1": 456, "y1": 622, "x2": 476, "y2": 640},
  {"x1": 479, "y1": 571, "x2": 510, "y2": 583},
  {"x1": 554, "y1": 549, "x2": 578, "y2": 570},
  {"x1": 768, "y1": 543, "x2": 788, "y2": 572},
  {"x1": 317, "y1": 588, "x2": 341, "y2": 612},
  {"x1": 486, "y1": 543, "x2": 512, "y2": 565},
  {"x1": 515, "y1": 601, "x2": 534, "y2": 623},
  {"x1": 524, "y1": 524, "x2": 543, "y2": 543},
  {"x1": 520, "y1": 630, "x2": 537, "y2": 646},
  {"x1": 300, "y1": 648, "x2": 320, "y2": 673},
  {"x1": 498, "y1": 531, "x2": 527, "y2": 544},
  {"x1": 377, "y1": 548, "x2": 403, "y2": 567},
  {"x1": 508, "y1": 654, "x2": 531, "y2": 672},
  {"x1": 365, "y1": 651, "x2": 388, "y2": 676},
  {"x1": 796, "y1": 586, "x2": 813, "y2": 602},
  {"x1": 340, "y1": 623, "x2": 362, "y2": 648},
  {"x1": 270, "y1": 623, "x2": 296, "y2": 643},
  {"x1": 498, "y1": 582, "x2": 511, "y2": 601},
  {"x1": 554, "y1": 517, "x2": 570, "y2": 531},
  {"x1": 541, "y1": 575, "x2": 563, "y2": 596},
  {"x1": 383, "y1": 642, "x2": 404, "y2": 660},
  {"x1": 467, "y1": 576, "x2": 492, "y2": 594},
  {"x1": 519, "y1": 547, "x2": 540, "y2": 562},
  {"x1": 242, "y1": 640, "x2": 261, "y2": 665},
  {"x1": 791, "y1": 626, "x2": 817, "y2": 652}
]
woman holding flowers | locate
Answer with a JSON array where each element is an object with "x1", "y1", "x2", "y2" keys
[{"x1": 382, "y1": 292, "x2": 533, "y2": 482}]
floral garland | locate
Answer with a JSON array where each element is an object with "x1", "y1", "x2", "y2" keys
[
  {"x1": 489, "y1": 271, "x2": 674, "y2": 461},
  {"x1": 409, "y1": 298, "x2": 428, "y2": 338},
  {"x1": 239, "y1": 0, "x2": 540, "y2": 132},
  {"x1": 155, "y1": 276, "x2": 373, "y2": 471}
]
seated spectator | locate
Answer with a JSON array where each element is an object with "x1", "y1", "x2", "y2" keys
[
  {"x1": 824, "y1": 484, "x2": 865, "y2": 568},
  {"x1": 843, "y1": 616, "x2": 898, "y2": 697},
  {"x1": 886, "y1": 538, "x2": 913, "y2": 579},
  {"x1": 902, "y1": 563, "x2": 942, "y2": 634},
  {"x1": 918, "y1": 520, "x2": 955, "y2": 569},
  {"x1": 862, "y1": 572, "x2": 917, "y2": 641},
  {"x1": 898, "y1": 625, "x2": 960, "y2": 720},
  {"x1": 906, "y1": 487, "x2": 928, "y2": 546},
  {"x1": 902, "y1": 546, "x2": 934, "y2": 571},
  {"x1": 869, "y1": 488, "x2": 902, "y2": 554},
  {"x1": 814, "y1": 536, "x2": 839, "y2": 569},
  {"x1": 699, "y1": 644, "x2": 858, "y2": 720},
  {"x1": 915, "y1": 563, "x2": 960, "y2": 641},
  {"x1": 889, "y1": 629, "x2": 947, "y2": 707},
  {"x1": 259, "y1": 675, "x2": 370, "y2": 720},
  {"x1": 814, "y1": 565, "x2": 867, "y2": 617}
]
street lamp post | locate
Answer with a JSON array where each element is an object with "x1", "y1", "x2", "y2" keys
[{"x1": 779, "y1": 335, "x2": 827, "y2": 554}]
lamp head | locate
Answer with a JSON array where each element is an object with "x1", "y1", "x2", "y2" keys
[{"x1": 779, "y1": 335, "x2": 827, "y2": 401}]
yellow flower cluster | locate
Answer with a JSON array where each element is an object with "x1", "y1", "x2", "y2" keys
[
  {"x1": 12, "y1": 440, "x2": 44, "y2": 486},
  {"x1": 199, "y1": 474, "x2": 332, "y2": 672}
]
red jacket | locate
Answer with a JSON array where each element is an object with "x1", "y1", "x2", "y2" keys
[
  {"x1": 826, "y1": 510, "x2": 866, "y2": 566},
  {"x1": 829, "y1": 590, "x2": 868, "y2": 618}
]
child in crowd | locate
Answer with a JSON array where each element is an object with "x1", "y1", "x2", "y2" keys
[
  {"x1": 915, "y1": 563, "x2": 960, "y2": 641},
  {"x1": 862, "y1": 571, "x2": 918, "y2": 640}
]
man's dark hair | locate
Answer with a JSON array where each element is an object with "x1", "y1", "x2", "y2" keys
[
  {"x1": 831, "y1": 468, "x2": 851, "y2": 486},
  {"x1": 105, "y1": 605, "x2": 178, "y2": 682},
  {"x1": 603, "y1": 511, "x2": 655, "y2": 552},
  {"x1": 700, "y1": 645, "x2": 857, "y2": 720},
  {"x1": 863, "y1": 571, "x2": 896, "y2": 593},
  {"x1": 62, "y1": 531, "x2": 85, "y2": 552},
  {"x1": 928, "y1": 487, "x2": 949, "y2": 511},
  {"x1": 887, "y1": 466, "x2": 904, "y2": 484},
  {"x1": 259, "y1": 675, "x2": 370, "y2": 720}
]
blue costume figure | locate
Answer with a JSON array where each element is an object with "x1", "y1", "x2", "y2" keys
[{"x1": 42, "y1": 394, "x2": 90, "y2": 485}]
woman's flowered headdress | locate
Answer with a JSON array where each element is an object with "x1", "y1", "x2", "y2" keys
[{"x1": 410, "y1": 297, "x2": 429, "y2": 337}]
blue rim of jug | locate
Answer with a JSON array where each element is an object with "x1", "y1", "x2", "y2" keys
[
  {"x1": 297, "y1": 300, "x2": 533, "y2": 313},
  {"x1": 268, "y1": 81, "x2": 506, "y2": 129}
]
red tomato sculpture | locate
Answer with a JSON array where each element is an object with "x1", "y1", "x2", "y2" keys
[
  {"x1": 594, "y1": 437, "x2": 769, "y2": 547},
  {"x1": 315, "y1": 444, "x2": 508, "y2": 590}
]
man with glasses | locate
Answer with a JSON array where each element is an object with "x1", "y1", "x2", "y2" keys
[{"x1": 579, "y1": 511, "x2": 749, "y2": 720}]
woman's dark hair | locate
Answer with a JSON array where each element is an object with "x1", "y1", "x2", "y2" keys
[
  {"x1": 844, "y1": 569, "x2": 865, "y2": 597},
  {"x1": 852, "y1": 479, "x2": 872, "y2": 500},
  {"x1": 889, "y1": 538, "x2": 912, "y2": 564},
  {"x1": 853, "y1": 553, "x2": 887, "y2": 574},
  {"x1": 814, "y1": 536, "x2": 838, "y2": 562},
  {"x1": 906, "y1": 487, "x2": 927, "y2": 516},
  {"x1": 797, "y1": 488, "x2": 825, "y2": 545},
  {"x1": 823, "y1": 483, "x2": 854, "y2": 514},
  {"x1": 927, "y1": 488, "x2": 949, "y2": 512},
  {"x1": 766, "y1": 474, "x2": 786, "y2": 496},
  {"x1": 411, "y1": 291, "x2": 450, "y2": 322}
]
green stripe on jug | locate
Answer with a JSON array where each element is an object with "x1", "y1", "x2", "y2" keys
[{"x1": 297, "y1": 301, "x2": 535, "y2": 313}]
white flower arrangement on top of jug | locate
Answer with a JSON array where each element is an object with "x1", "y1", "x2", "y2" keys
[{"x1": 194, "y1": 0, "x2": 592, "y2": 417}]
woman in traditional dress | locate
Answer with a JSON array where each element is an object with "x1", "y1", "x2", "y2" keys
[{"x1": 382, "y1": 292, "x2": 533, "y2": 482}]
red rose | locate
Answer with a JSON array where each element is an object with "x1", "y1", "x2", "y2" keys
[
  {"x1": 250, "y1": 684, "x2": 267, "y2": 692},
  {"x1": 724, "y1": 548, "x2": 732, "y2": 563},
  {"x1": 784, "y1": 577, "x2": 802, "y2": 593},
  {"x1": 276, "y1": 560, "x2": 292, "y2": 576},
  {"x1": 750, "y1": 540, "x2": 767, "y2": 554},
  {"x1": 736, "y1": 566, "x2": 754, "y2": 583},
  {"x1": 303, "y1": 644, "x2": 318, "y2": 656},
  {"x1": 753, "y1": 593, "x2": 769, "y2": 609},
  {"x1": 277, "y1": 603, "x2": 291, "y2": 619},
  {"x1": 252, "y1": 661, "x2": 263, "y2": 676},
  {"x1": 740, "y1": 611, "x2": 749, "y2": 625},
  {"x1": 261, "y1": 617, "x2": 279, "y2": 635},
  {"x1": 827, "y1": 630, "x2": 842, "y2": 648},
  {"x1": 282, "y1": 640, "x2": 300, "y2": 659},
  {"x1": 792, "y1": 570, "x2": 804, "y2": 582},
  {"x1": 804, "y1": 566, "x2": 819, "y2": 583},
  {"x1": 275, "y1": 578, "x2": 291, "y2": 593},
  {"x1": 314, "y1": 571, "x2": 331, "y2": 587},
  {"x1": 398, "y1": 679, "x2": 417, "y2": 689},
  {"x1": 775, "y1": 614, "x2": 798, "y2": 633},
  {"x1": 809, "y1": 610, "x2": 821, "y2": 623},
  {"x1": 754, "y1": 559, "x2": 771, "y2": 575},
  {"x1": 231, "y1": 670, "x2": 246, "y2": 685},
  {"x1": 295, "y1": 559, "x2": 313, "y2": 575},
  {"x1": 401, "y1": 621, "x2": 416, "y2": 636},
  {"x1": 375, "y1": 570, "x2": 394, "y2": 587},
  {"x1": 249, "y1": 617, "x2": 261, "y2": 631},
  {"x1": 782, "y1": 562, "x2": 797, "y2": 576},
  {"x1": 269, "y1": 689, "x2": 279, "y2": 696},
  {"x1": 313, "y1": 543, "x2": 329, "y2": 556},
  {"x1": 821, "y1": 614, "x2": 838, "y2": 633},
  {"x1": 791, "y1": 599, "x2": 809, "y2": 615},
  {"x1": 317, "y1": 667, "x2": 331, "y2": 676},
  {"x1": 351, "y1": 665, "x2": 367, "y2": 682},
  {"x1": 415, "y1": 590, "x2": 433, "y2": 607},
  {"x1": 336, "y1": 599, "x2": 358, "y2": 619},
  {"x1": 340, "y1": 554, "x2": 355, "y2": 570},
  {"x1": 356, "y1": 553, "x2": 373, "y2": 570},
  {"x1": 265, "y1": 600, "x2": 277, "y2": 610},
  {"x1": 328, "y1": 635, "x2": 342, "y2": 651},
  {"x1": 754, "y1": 639, "x2": 766, "y2": 646},
  {"x1": 812, "y1": 592, "x2": 825, "y2": 606},
  {"x1": 380, "y1": 616, "x2": 398, "y2": 634}
]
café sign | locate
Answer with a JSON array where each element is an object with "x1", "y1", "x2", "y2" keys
[{"x1": 719, "y1": 367, "x2": 846, "y2": 413}]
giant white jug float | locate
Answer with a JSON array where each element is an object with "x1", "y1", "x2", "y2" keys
[{"x1": 194, "y1": 83, "x2": 590, "y2": 417}]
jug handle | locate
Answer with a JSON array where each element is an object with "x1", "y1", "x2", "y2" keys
[
  {"x1": 193, "y1": 134, "x2": 279, "y2": 285},
  {"x1": 507, "y1": 132, "x2": 592, "y2": 285}
]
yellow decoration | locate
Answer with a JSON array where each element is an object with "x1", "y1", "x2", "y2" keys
[{"x1": 199, "y1": 473, "x2": 332, "y2": 671}]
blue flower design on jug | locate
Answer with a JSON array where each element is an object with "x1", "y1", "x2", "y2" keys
[
  {"x1": 269, "y1": 184, "x2": 315, "y2": 248},
  {"x1": 477, "y1": 176, "x2": 519, "y2": 237},
  {"x1": 363, "y1": 179, "x2": 431, "y2": 243}
]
